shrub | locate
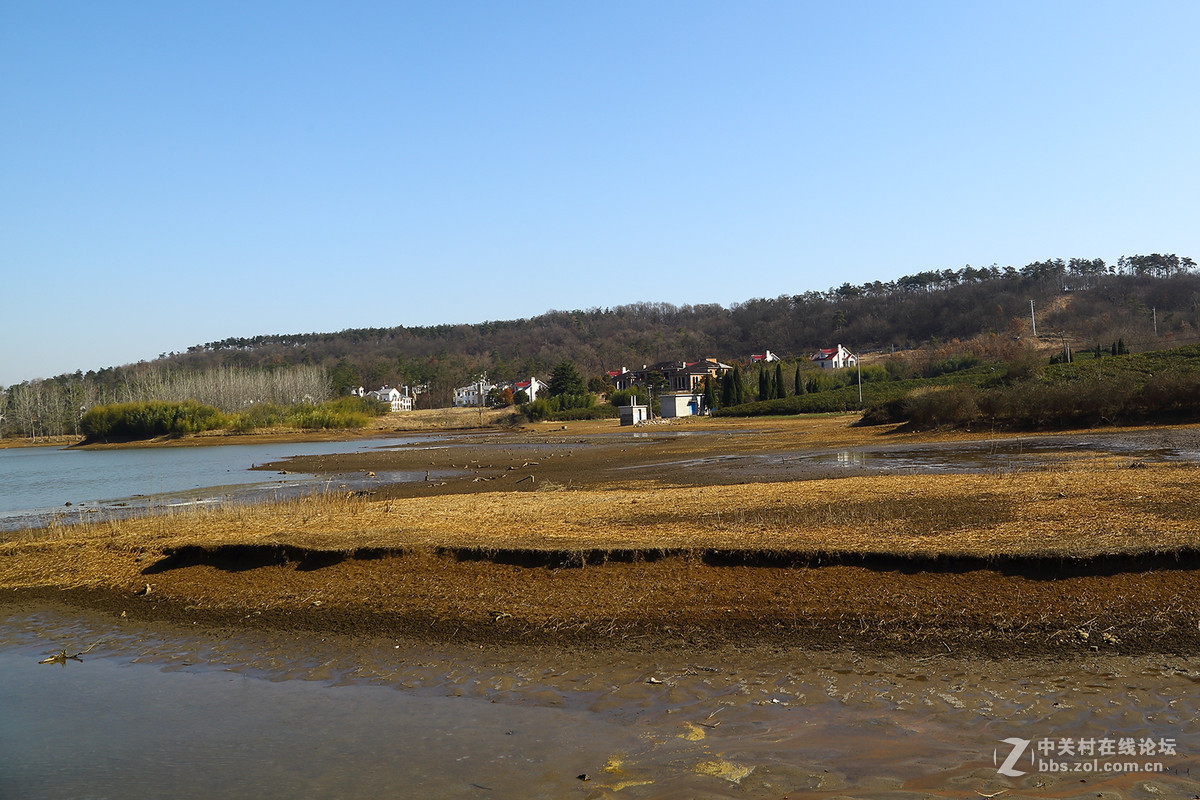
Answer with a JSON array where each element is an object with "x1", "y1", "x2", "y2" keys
[
  {"x1": 81, "y1": 401, "x2": 226, "y2": 441},
  {"x1": 1138, "y1": 369, "x2": 1200, "y2": 415},
  {"x1": 225, "y1": 403, "x2": 287, "y2": 432},
  {"x1": 608, "y1": 388, "x2": 648, "y2": 407},
  {"x1": 550, "y1": 406, "x2": 620, "y2": 421},
  {"x1": 322, "y1": 396, "x2": 389, "y2": 416},
  {"x1": 523, "y1": 398, "x2": 554, "y2": 422},
  {"x1": 521, "y1": 393, "x2": 608, "y2": 421},
  {"x1": 924, "y1": 354, "x2": 981, "y2": 377},
  {"x1": 901, "y1": 386, "x2": 980, "y2": 427},
  {"x1": 289, "y1": 405, "x2": 369, "y2": 429}
]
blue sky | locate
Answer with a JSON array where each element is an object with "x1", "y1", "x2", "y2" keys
[{"x1": 3, "y1": 1, "x2": 1199, "y2": 385}]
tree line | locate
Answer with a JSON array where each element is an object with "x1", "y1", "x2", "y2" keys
[
  {"x1": 5, "y1": 255, "x2": 1198, "y2": 437},
  {"x1": 162, "y1": 254, "x2": 1198, "y2": 395},
  {"x1": 1, "y1": 365, "x2": 330, "y2": 440}
]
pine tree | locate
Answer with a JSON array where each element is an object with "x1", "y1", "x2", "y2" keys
[
  {"x1": 703, "y1": 375, "x2": 717, "y2": 412},
  {"x1": 794, "y1": 365, "x2": 804, "y2": 395},
  {"x1": 548, "y1": 361, "x2": 586, "y2": 397},
  {"x1": 732, "y1": 366, "x2": 745, "y2": 405},
  {"x1": 720, "y1": 371, "x2": 734, "y2": 407},
  {"x1": 775, "y1": 363, "x2": 785, "y2": 399},
  {"x1": 758, "y1": 368, "x2": 770, "y2": 402}
]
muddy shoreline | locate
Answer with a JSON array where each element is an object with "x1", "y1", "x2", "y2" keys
[
  {"x1": 7, "y1": 600, "x2": 1198, "y2": 800},
  {"x1": 6, "y1": 415, "x2": 1200, "y2": 659},
  {"x1": 7, "y1": 543, "x2": 1200, "y2": 660}
]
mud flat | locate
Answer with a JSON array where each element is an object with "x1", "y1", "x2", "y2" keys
[
  {"x1": 3, "y1": 605, "x2": 1199, "y2": 799},
  {"x1": 3, "y1": 415, "x2": 1200, "y2": 659}
]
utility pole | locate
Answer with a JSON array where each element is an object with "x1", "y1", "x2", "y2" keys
[
  {"x1": 857, "y1": 352, "x2": 862, "y2": 406},
  {"x1": 1030, "y1": 300, "x2": 1037, "y2": 338},
  {"x1": 1153, "y1": 307, "x2": 1158, "y2": 336}
]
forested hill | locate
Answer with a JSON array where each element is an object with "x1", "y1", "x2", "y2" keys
[{"x1": 96, "y1": 255, "x2": 1200, "y2": 405}]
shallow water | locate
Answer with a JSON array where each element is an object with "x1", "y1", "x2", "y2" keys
[
  {"x1": 3, "y1": 607, "x2": 1198, "y2": 799},
  {"x1": 0, "y1": 436, "x2": 435, "y2": 531},
  {"x1": 622, "y1": 431, "x2": 1200, "y2": 479}
]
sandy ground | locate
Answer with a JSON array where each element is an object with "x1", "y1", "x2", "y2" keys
[{"x1": 4, "y1": 413, "x2": 1200, "y2": 658}]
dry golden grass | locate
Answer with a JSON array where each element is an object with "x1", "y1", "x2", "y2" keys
[
  {"x1": 5, "y1": 459, "x2": 1199, "y2": 595},
  {"x1": 366, "y1": 406, "x2": 519, "y2": 431}
]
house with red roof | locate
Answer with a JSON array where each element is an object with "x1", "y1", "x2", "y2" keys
[
  {"x1": 750, "y1": 350, "x2": 780, "y2": 363},
  {"x1": 511, "y1": 377, "x2": 549, "y2": 402},
  {"x1": 810, "y1": 344, "x2": 857, "y2": 369}
]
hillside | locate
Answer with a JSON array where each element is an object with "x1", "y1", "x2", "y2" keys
[
  {"x1": 3, "y1": 256, "x2": 1198, "y2": 439},
  {"x1": 167, "y1": 259, "x2": 1199, "y2": 401}
]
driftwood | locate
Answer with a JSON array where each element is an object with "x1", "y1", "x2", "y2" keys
[{"x1": 39, "y1": 640, "x2": 103, "y2": 666}]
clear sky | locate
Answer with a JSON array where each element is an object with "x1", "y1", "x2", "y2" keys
[{"x1": 3, "y1": 1, "x2": 1198, "y2": 385}]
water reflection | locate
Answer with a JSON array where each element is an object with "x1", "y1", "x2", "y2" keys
[
  {"x1": 836, "y1": 450, "x2": 867, "y2": 467},
  {"x1": 623, "y1": 434, "x2": 1200, "y2": 478},
  {"x1": 0, "y1": 436, "x2": 438, "y2": 531}
]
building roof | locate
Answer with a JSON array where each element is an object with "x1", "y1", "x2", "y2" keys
[{"x1": 811, "y1": 346, "x2": 855, "y2": 363}]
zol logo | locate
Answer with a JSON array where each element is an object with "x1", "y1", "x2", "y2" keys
[{"x1": 994, "y1": 737, "x2": 1031, "y2": 777}]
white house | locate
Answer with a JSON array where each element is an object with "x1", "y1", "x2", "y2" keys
[
  {"x1": 453, "y1": 377, "x2": 495, "y2": 407},
  {"x1": 811, "y1": 344, "x2": 858, "y2": 369},
  {"x1": 750, "y1": 350, "x2": 780, "y2": 363},
  {"x1": 366, "y1": 385, "x2": 413, "y2": 412},
  {"x1": 511, "y1": 377, "x2": 549, "y2": 402}
]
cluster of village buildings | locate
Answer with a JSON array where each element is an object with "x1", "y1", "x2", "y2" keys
[{"x1": 354, "y1": 345, "x2": 859, "y2": 419}]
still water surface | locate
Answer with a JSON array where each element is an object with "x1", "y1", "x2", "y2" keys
[
  {"x1": 2, "y1": 609, "x2": 1198, "y2": 799},
  {"x1": 0, "y1": 436, "x2": 431, "y2": 531}
]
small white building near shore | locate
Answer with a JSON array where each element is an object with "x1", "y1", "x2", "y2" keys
[
  {"x1": 659, "y1": 393, "x2": 704, "y2": 418},
  {"x1": 618, "y1": 404, "x2": 649, "y2": 426}
]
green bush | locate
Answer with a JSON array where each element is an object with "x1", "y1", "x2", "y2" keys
[
  {"x1": 521, "y1": 393, "x2": 607, "y2": 421},
  {"x1": 550, "y1": 406, "x2": 620, "y2": 421},
  {"x1": 223, "y1": 397, "x2": 383, "y2": 432},
  {"x1": 865, "y1": 353, "x2": 1200, "y2": 430},
  {"x1": 924, "y1": 354, "x2": 981, "y2": 377},
  {"x1": 608, "y1": 388, "x2": 648, "y2": 407},
  {"x1": 81, "y1": 396, "x2": 387, "y2": 439},
  {"x1": 289, "y1": 404, "x2": 370, "y2": 429},
  {"x1": 522, "y1": 398, "x2": 555, "y2": 422},
  {"x1": 81, "y1": 401, "x2": 226, "y2": 441},
  {"x1": 902, "y1": 386, "x2": 980, "y2": 427},
  {"x1": 323, "y1": 395, "x2": 389, "y2": 416},
  {"x1": 225, "y1": 403, "x2": 288, "y2": 432}
]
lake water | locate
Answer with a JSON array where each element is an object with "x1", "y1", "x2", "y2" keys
[
  {"x1": 619, "y1": 432, "x2": 1200, "y2": 479},
  {"x1": 0, "y1": 437, "x2": 432, "y2": 531},
  {"x1": 2, "y1": 608, "x2": 1198, "y2": 799}
]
